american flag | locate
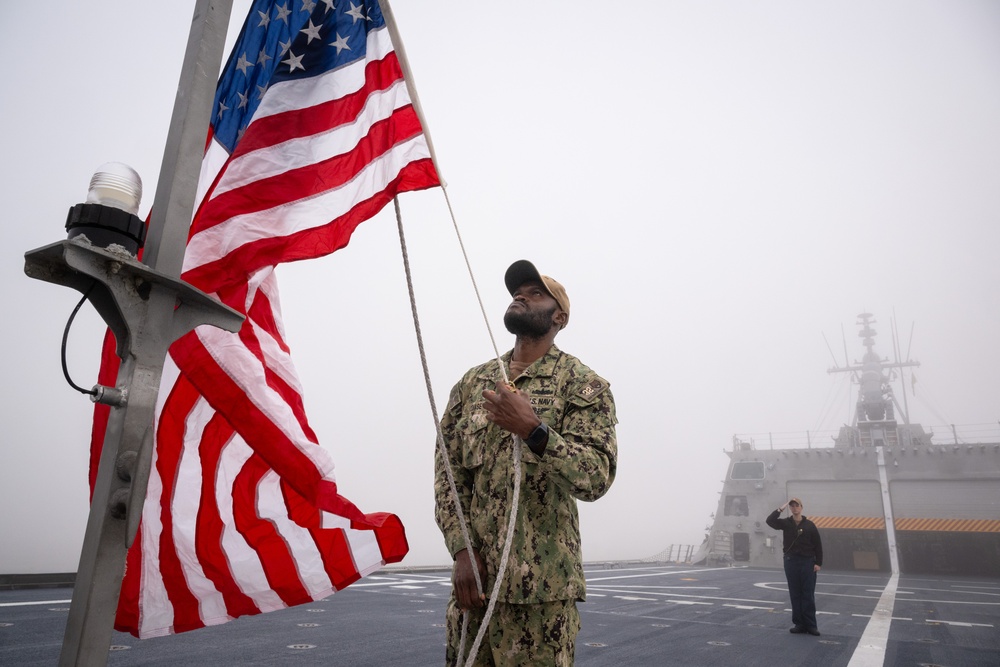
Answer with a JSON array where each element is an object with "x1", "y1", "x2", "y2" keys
[{"x1": 90, "y1": 0, "x2": 439, "y2": 637}]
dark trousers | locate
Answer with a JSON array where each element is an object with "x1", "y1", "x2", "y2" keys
[{"x1": 783, "y1": 553, "x2": 818, "y2": 630}]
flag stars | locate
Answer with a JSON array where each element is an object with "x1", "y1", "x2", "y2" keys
[
  {"x1": 321, "y1": 0, "x2": 336, "y2": 12},
  {"x1": 279, "y1": 37, "x2": 293, "y2": 54},
  {"x1": 274, "y1": 3, "x2": 292, "y2": 23},
  {"x1": 301, "y1": 0, "x2": 317, "y2": 12},
  {"x1": 236, "y1": 90, "x2": 249, "y2": 110},
  {"x1": 236, "y1": 52, "x2": 253, "y2": 76},
  {"x1": 256, "y1": 83, "x2": 269, "y2": 99},
  {"x1": 257, "y1": 48, "x2": 272, "y2": 66},
  {"x1": 257, "y1": 10, "x2": 270, "y2": 28},
  {"x1": 329, "y1": 32, "x2": 350, "y2": 55},
  {"x1": 346, "y1": 2, "x2": 367, "y2": 23},
  {"x1": 283, "y1": 50, "x2": 305, "y2": 72},
  {"x1": 300, "y1": 19, "x2": 322, "y2": 43},
  {"x1": 216, "y1": 100, "x2": 229, "y2": 120}
]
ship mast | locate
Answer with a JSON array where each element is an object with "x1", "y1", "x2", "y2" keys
[{"x1": 828, "y1": 313, "x2": 920, "y2": 447}]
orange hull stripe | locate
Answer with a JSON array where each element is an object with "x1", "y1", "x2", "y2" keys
[
  {"x1": 895, "y1": 518, "x2": 1000, "y2": 533},
  {"x1": 810, "y1": 517, "x2": 1000, "y2": 533},
  {"x1": 811, "y1": 516, "x2": 885, "y2": 530}
]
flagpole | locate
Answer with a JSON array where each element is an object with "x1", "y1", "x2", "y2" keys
[
  {"x1": 378, "y1": 0, "x2": 447, "y2": 186},
  {"x1": 30, "y1": 1, "x2": 239, "y2": 664}
]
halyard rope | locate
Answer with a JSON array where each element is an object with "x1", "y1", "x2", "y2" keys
[{"x1": 393, "y1": 193, "x2": 522, "y2": 667}]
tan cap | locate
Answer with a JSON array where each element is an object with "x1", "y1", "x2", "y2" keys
[
  {"x1": 504, "y1": 260, "x2": 570, "y2": 327},
  {"x1": 789, "y1": 497, "x2": 803, "y2": 506}
]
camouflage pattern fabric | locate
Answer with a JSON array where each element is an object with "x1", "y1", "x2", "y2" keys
[
  {"x1": 435, "y1": 344, "x2": 618, "y2": 605},
  {"x1": 445, "y1": 597, "x2": 580, "y2": 666}
]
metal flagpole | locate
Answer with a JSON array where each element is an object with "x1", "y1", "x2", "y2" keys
[
  {"x1": 378, "y1": 0, "x2": 446, "y2": 186},
  {"x1": 23, "y1": 0, "x2": 239, "y2": 664}
]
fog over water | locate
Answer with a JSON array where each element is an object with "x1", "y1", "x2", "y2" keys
[{"x1": 2, "y1": 1, "x2": 998, "y2": 574}]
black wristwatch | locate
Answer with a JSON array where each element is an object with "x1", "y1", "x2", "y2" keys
[{"x1": 525, "y1": 422, "x2": 549, "y2": 454}]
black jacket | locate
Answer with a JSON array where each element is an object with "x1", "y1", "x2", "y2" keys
[{"x1": 766, "y1": 509, "x2": 823, "y2": 566}]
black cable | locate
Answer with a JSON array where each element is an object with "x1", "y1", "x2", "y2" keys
[{"x1": 61, "y1": 284, "x2": 98, "y2": 396}]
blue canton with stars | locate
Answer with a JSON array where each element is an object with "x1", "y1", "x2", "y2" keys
[{"x1": 212, "y1": 0, "x2": 386, "y2": 152}]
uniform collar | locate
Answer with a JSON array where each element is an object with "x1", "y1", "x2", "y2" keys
[{"x1": 496, "y1": 344, "x2": 562, "y2": 380}]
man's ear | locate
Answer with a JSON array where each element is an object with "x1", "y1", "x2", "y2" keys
[{"x1": 553, "y1": 309, "x2": 568, "y2": 330}]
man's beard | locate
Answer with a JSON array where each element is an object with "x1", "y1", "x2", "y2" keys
[{"x1": 504, "y1": 304, "x2": 557, "y2": 339}]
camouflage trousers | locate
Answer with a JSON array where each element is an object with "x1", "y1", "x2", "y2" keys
[{"x1": 445, "y1": 597, "x2": 580, "y2": 666}]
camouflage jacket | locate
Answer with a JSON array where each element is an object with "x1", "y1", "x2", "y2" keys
[{"x1": 434, "y1": 345, "x2": 618, "y2": 604}]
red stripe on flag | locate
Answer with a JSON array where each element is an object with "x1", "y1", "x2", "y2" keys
[
  {"x1": 113, "y1": 519, "x2": 144, "y2": 634},
  {"x1": 278, "y1": 481, "x2": 363, "y2": 589},
  {"x1": 153, "y1": 376, "x2": 207, "y2": 634},
  {"x1": 195, "y1": 411, "x2": 261, "y2": 619},
  {"x1": 232, "y1": 454, "x2": 311, "y2": 607}
]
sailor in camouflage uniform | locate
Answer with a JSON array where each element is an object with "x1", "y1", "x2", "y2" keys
[{"x1": 435, "y1": 260, "x2": 618, "y2": 666}]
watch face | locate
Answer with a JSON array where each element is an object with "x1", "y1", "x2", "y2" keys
[{"x1": 527, "y1": 423, "x2": 548, "y2": 447}]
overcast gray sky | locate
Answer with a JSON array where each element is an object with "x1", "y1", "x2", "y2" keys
[{"x1": 2, "y1": 1, "x2": 999, "y2": 574}]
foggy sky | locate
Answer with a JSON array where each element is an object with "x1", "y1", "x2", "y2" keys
[{"x1": 2, "y1": 1, "x2": 999, "y2": 574}]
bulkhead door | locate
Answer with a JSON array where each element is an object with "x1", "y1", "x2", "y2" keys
[{"x1": 733, "y1": 532, "x2": 750, "y2": 561}]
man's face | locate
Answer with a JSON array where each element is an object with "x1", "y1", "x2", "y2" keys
[
  {"x1": 504, "y1": 281, "x2": 560, "y2": 339},
  {"x1": 789, "y1": 501, "x2": 802, "y2": 516}
]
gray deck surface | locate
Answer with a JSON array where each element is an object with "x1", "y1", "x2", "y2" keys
[{"x1": 2, "y1": 564, "x2": 998, "y2": 665}]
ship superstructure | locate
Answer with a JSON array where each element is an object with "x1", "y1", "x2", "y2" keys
[{"x1": 705, "y1": 314, "x2": 1000, "y2": 576}]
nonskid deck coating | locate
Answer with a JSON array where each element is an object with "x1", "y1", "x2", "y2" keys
[{"x1": 2, "y1": 564, "x2": 998, "y2": 666}]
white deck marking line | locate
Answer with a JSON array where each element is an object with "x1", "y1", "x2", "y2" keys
[
  {"x1": 724, "y1": 604, "x2": 775, "y2": 611},
  {"x1": 0, "y1": 599, "x2": 72, "y2": 607},
  {"x1": 587, "y1": 566, "x2": 737, "y2": 583},
  {"x1": 852, "y1": 613, "x2": 912, "y2": 621},
  {"x1": 352, "y1": 577, "x2": 450, "y2": 588},
  {"x1": 588, "y1": 586, "x2": 780, "y2": 605},
  {"x1": 925, "y1": 620, "x2": 994, "y2": 628},
  {"x1": 846, "y1": 572, "x2": 899, "y2": 667}
]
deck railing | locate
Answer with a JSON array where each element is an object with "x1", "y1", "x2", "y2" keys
[{"x1": 731, "y1": 422, "x2": 1000, "y2": 450}]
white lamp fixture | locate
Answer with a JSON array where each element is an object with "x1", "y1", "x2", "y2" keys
[{"x1": 66, "y1": 162, "x2": 146, "y2": 256}]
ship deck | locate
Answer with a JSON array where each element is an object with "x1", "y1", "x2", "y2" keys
[{"x1": 3, "y1": 564, "x2": 999, "y2": 666}]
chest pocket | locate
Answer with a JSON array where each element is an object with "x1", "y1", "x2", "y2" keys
[{"x1": 457, "y1": 410, "x2": 490, "y2": 469}]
